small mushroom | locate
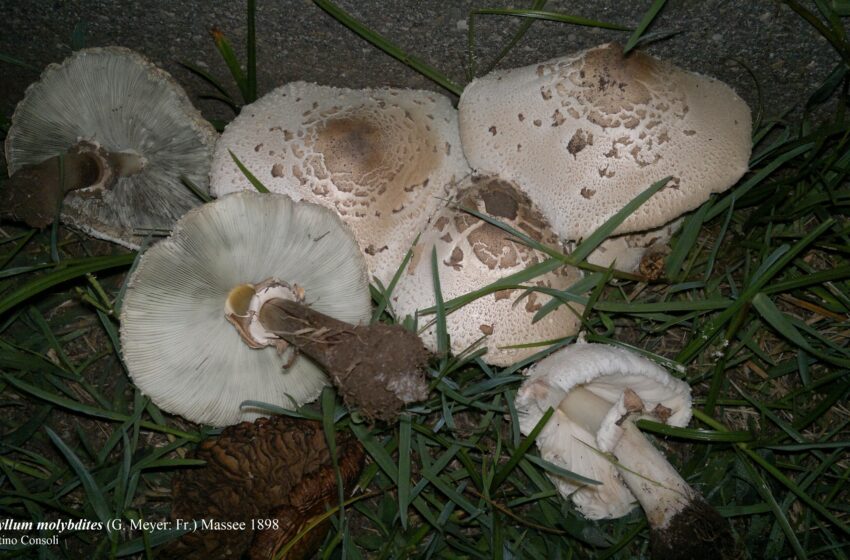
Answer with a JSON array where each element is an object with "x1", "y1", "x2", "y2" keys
[
  {"x1": 2, "y1": 47, "x2": 217, "y2": 247},
  {"x1": 120, "y1": 192, "x2": 372, "y2": 426},
  {"x1": 515, "y1": 343, "x2": 735, "y2": 559},
  {"x1": 210, "y1": 81, "x2": 471, "y2": 286},
  {"x1": 168, "y1": 414, "x2": 366, "y2": 560},
  {"x1": 459, "y1": 43, "x2": 751, "y2": 273},
  {"x1": 393, "y1": 175, "x2": 583, "y2": 366}
]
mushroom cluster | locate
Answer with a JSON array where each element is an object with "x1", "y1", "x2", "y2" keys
[
  {"x1": 168, "y1": 414, "x2": 366, "y2": 560},
  {"x1": 515, "y1": 343, "x2": 734, "y2": 559},
  {"x1": 211, "y1": 81, "x2": 471, "y2": 286},
  {"x1": 3, "y1": 47, "x2": 218, "y2": 247},
  {"x1": 459, "y1": 42, "x2": 752, "y2": 272}
]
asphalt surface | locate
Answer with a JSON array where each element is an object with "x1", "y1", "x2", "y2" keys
[{"x1": 0, "y1": 1, "x2": 842, "y2": 135}]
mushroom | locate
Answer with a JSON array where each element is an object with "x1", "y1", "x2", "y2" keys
[
  {"x1": 121, "y1": 191, "x2": 430, "y2": 425},
  {"x1": 258, "y1": 297, "x2": 430, "y2": 422},
  {"x1": 120, "y1": 191, "x2": 372, "y2": 426},
  {"x1": 458, "y1": 43, "x2": 751, "y2": 273},
  {"x1": 3, "y1": 47, "x2": 217, "y2": 247},
  {"x1": 392, "y1": 175, "x2": 583, "y2": 366},
  {"x1": 515, "y1": 342, "x2": 735, "y2": 559},
  {"x1": 210, "y1": 81, "x2": 471, "y2": 286},
  {"x1": 168, "y1": 414, "x2": 366, "y2": 560},
  {"x1": 586, "y1": 217, "x2": 684, "y2": 280}
]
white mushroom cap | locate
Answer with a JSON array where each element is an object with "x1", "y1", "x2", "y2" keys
[
  {"x1": 5, "y1": 47, "x2": 218, "y2": 248},
  {"x1": 119, "y1": 192, "x2": 371, "y2": 427},
  {"x1": 392, "y1": 175, "x2": 582, "y2": 366},
  {"x1": 459, "y1": 43, "x2": 752, "y2": 242},
  {"x1": 514, "y1": 342, "x2": 692, "y2": 519},
  {"x1": 210, "y1": 81, "x2": 471, "y2": 287},
  {"x1": 586, "y1": 217, "x2": 683, "y2": 274}
]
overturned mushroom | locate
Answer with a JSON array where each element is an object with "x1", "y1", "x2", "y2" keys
[
  {"x1": 515, "y1": 343, "x2": 735, "y2": 559},
  {"x1": 168, "y1": 415, "x2": 366, "y2": 560},
  {"x1": 121, "y1": 192, "x2": 429, "y2": 425},
  {"x1": 210, "y1": 81, "x2": 471, "y2": 286},
  {"x1": 3, "y1": 47, "x2": 217, "y2": 247},
  {"x1": 392, "y1": 175, "x2": 583, "y2": 366},
  {"x1": 120, "y1": 192, "x2": 372, "y2": 426},
  {"x1": 459, "y1": 43, "x2": 751, "y2": 273}
]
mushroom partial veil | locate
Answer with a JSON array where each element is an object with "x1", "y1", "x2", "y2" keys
[{"x1": 120, "y1": 192, "x2": 372, "y2": 426}]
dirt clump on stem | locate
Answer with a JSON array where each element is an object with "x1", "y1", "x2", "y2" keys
[{"x1": 259, "y1": 298, "x2": 430, "y2": 422}]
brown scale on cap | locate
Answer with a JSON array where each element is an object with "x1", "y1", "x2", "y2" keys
[
  {"x1": 211, "y1": 82, "x2": 470, "y2": 287},
  {"x1": 459, "y1": 42, "x2": 752, "y2": 271},
  {"x1": 393, "y1": 175, "x2": 583, "y2": 366},
  {"x1": 168, "y1": 415, "x2": 365, "y2": 560}
]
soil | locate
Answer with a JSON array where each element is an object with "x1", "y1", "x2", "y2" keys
[
  {"x1": 649, "y1": 495, "x2": 738, "y2": 560},
  {"x1": 258, "y1": 298, "x2": 431, "y2": 422}
]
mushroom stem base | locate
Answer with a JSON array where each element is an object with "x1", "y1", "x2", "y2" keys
[
  {"x1": 258, "y1": 298, "x2": 430, "y2": 421},
  {"x1": 2, "y1": 148, "x2": 104, "y2": 228},
  {"x1": 559, "y1": 385, "x2": 735, "y2": 558}
]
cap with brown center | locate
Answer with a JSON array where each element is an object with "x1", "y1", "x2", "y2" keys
[
  {"x1": 459, "y1": 43, "x2": 751, "y2": 245},
  {"x1": 211, "y1": 81, "x2": 471, "y2": 286},
  {"x1": 4, "y1": 47, "x2": 218, "y2": 247},
  {"x1": 392, "y1": 175, "x2": 583, "y2": 366}
]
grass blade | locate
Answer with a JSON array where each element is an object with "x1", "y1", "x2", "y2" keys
[
  {"x1": 623, "y1": 0, "x2": 668, "y2": 54},
  {"x1": 229, "y1": 150, "x2": 270, "y2": 193},
  {"x1": 471, "y1": 8, "x2": 629, "y2": 31},
  {"x1": 0, "y1": 253, "x2": 136, "y2": 316},
  {"x1": 313, "y1": 0, "x2": 463, "y2": 95},
  {"x1": 45, "y1": 427, "x2": 111, "y2": 525}
]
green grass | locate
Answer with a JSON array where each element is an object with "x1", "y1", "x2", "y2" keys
[{"x1": 1, "y1": 1, "x2": 850, "y2": 559}]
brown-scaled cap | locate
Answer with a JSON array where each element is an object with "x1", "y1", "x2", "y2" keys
[
  {"x1": 459, "y1": 43, "x2": 752, "y2": 242},
  {"x1": 210, "y1": 81, "x2": 471, "y2": 286},
  {"x1": 168, "y1": 415, "x2": 365, "y2": 560},
  {"x1": 392, "y1": 175, "x2": 583, "y2": 366}
]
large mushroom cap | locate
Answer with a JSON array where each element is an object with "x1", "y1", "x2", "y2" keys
[
  {"x1": 392, "y1": 175, "x2": 583, "y2": 366},
  {"x1": 5, "y1": 47, "x2": 218, "y2": 248},
  {"x1": 459, "y1": 43, "x2": 752, "y2": 242},
  {"x1": 120, "y1": 192, "x2": 371, "y2": 426},
  {"x1": 514, "y1": 342, "x2": 692, "y2": 519},
  {"x1": 210, "y1": 81, "x2": 471, "y2": 286}
]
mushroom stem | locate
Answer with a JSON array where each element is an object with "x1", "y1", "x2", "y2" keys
[
  {"x1": 258, "y1": 298, "x2": 430, "y2": 421},
  {"x1": 1, "y1": 141, "x2": 145, "y2": 228},
  {"x1": 560, "y1": 386, "x2": 735, "y2": 559}
]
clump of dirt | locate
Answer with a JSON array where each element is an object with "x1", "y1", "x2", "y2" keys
[
  {"x1": 649, "y1": 496, "x2": 739, "y2": 560},
  {"x1": 169, "y1": 415, "x2": 365, "y2": 560},
  {"x1": 259, "y1": 299, "x2": 430, "y2": 422}
]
